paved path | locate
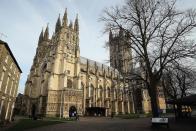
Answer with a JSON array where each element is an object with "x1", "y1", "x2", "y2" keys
[{"x1": 28, "y1": 117, "x2": 196, "y2": 131}]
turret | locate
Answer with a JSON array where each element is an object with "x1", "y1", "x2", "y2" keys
[
  {"x1": 74, "y1": 14, "x2": 79, "y2": 33},
  {"x1": 55, "y1": 14, "x2": 61, "y2": 33},
  {"x1": 43, "y1": 24, "x2": 49, "y2": 40},
  {"x1": 63, "y1": 8, "x2": 68, "y2": 27},
  {"x1": 38, "y1": 29, "x2": 44, "y2": 43}
]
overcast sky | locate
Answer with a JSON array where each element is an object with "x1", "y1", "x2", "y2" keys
[{"x1": 0, "y1": 0, "x2": 196, "y2": 94}]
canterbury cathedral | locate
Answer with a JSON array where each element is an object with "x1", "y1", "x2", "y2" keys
[{"x1": 24, "y1": 9, "x2": 166, "y2": 117}]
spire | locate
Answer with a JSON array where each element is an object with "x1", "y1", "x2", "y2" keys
[
  {"x1": 38, "y1": 28, "x2": 44, "y2": 43},
  {"x1": 69, "y1": 21, "x2": 73, "y2": 29},
  {"x1": 55, "y1": 14, "x2": 61, "y2": 33},
  {"x1": 43, "y1": 24, "x2": 49, "y2": 40},
  {"x1": 109, "y1": 29, "x2": 113, "y2": 40},
  {"x1": 74, "y1": 14, "x2": 79, "y2": 32},
  {"x1": 63, "y1": 8, "x2": 68, "y2": 26}
]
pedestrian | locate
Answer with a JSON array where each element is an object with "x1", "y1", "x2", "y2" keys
[{"x1": 76, "y1": 113, "x2": 79, "y2": 120}]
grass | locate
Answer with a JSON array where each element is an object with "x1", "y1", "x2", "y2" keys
[
  {"x1": 6, "y1": 119, "x2": 64, "y2": 131},
  {"x1": 116, "y1": 113, "x2": 140, "y2": 119},
  {"x1": 144, "y1": 112, "x2": 152, "y2": 117}
]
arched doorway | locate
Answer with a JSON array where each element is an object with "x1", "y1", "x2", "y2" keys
[{"x1": 69, "y1": 106, "x2": 77, "y2": 117}]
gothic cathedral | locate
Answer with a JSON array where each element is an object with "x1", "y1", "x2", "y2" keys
[{"x1": 24, "y1": 9, "x2": 165, "y2": 117}]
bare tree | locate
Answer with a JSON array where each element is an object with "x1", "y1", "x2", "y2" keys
[
  {"x1": 100, "y1": 0, "x2": 196, "y2": 117},
  {"x1": 162, "y1": 64, "x2": 196, "y2": 117}
]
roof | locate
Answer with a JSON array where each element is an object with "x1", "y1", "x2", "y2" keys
[
  {"x1": 0, "y1": 40, "x2": 22, "y2": 73},
  {"x1": 80, "y1": 56, "x2": 118, "y2": 72}
]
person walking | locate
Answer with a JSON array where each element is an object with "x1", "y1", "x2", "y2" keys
[{"x1": 76, "y1": 113, "x2": 79, "y2": 120}]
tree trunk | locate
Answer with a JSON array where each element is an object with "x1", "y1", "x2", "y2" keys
[
  {"x1": 148, "y1": 80, "x2": 159, "y2": 117},
  {"x1": 173, "y1": 104, "x2": 177, "y2": 118},
  {"x1": 176, "y1": 104, "x2": 182, "y2": 118}
]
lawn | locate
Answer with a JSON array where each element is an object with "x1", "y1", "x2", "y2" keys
[
  {"x1": 6, "y1": 119, "x2": 64, "y2": 131},
  {"x1": 116, "y1": 113, "x2": 140, "y2": 119}
]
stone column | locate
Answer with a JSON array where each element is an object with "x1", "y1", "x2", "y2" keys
[
  {"x1": 9, "y1": 103, "x2": 14, "y2": 121},
  {"x1": 122, "y1": 101, "x2": 124, "y2": 114},
  {"x1": 5, "y1": 101, "x2": 10, "y2": 120},
  {"x1": 128, "y1": 101, "x2": 130, "y2": 113},
  {"x1": 115, "y1": 101, "x2": 118, "y2": 115},
  {"x1": 0, "y1": 100, "x2": 4, "y2": 116}
]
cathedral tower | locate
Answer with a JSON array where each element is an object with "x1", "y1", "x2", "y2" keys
[
  {"x1": 109, "y1": 29, "x2": 133, "y2": 76},
  {"x1": 24, "y1": 10, "x2": 83, "y2": 117}
]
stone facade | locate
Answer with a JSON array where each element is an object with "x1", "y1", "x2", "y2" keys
[
  {"x1": 0, "y1": 40, "x2": 22, "y2": 122},
  {"x1": 24, "y1": 10, "x2": 134, "y2": 117},
  {"x1": 109, "y1": 29, "x2": 132, "y2": 76},
  {"x1": 24, "y1": 10, "x2": 166, "y2": 118}
]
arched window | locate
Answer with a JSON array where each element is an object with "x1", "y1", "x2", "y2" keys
[
  {"x1": 90, "y1": 84, "x2": 94, "y2": 97},
  {"x1": 67, "y1": 79, "x2": 72, "y2": 88},
  {"x1": 108, "y1": 87, "x2": 110, "y2": 97},
  {"x1": 105, "y1": 87, "x2": 110, "y2": 98},
  {"x1": 98, "y1": 86, "x2": 102, "y2": 98}
]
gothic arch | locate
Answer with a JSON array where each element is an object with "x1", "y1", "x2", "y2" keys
[
  {"x1": 107, "y1": 86, "x2": 111, "y2": 97},
  {"x1": 98, "y1": 85, "x2": 103, "y2": 98},
  {"x1": 67, "y1": 79, "x2": 72, "y2": 88},
  {"x1": 90, "y1": 84, "x2": 94, "y2": 97},
  {"x1": 69, "y1": 106, "x2": 77, "y2": 117}
]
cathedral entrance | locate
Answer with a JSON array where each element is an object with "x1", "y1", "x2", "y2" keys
[
  {"x1": 86, "y1": 107, "x2": 106, "y2": 116},
  {"x1": 69, "y1": 106, "x2": 77, "y2": 117}
]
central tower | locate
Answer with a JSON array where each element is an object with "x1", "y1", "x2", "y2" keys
[
  {"x1": 108, "y1": 29, "x2": 133, "y2": 76},
  {"x1": 46, "y1": 10, "x2": 83, "y2": 117}
]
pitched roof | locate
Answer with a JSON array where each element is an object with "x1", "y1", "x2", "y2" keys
[{"x1": 0, "y1": 40, "x2": 22, "y2": 73}]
